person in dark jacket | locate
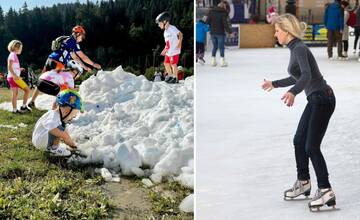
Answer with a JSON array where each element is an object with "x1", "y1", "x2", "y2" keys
[
  {"x1": 324, "y1": 0, "x2": 345, "y2": 60},
  {"x1": 206, "y1": 1, "x2": 233, "y2": 67},
  {"x1": 354, "y1": 6, "x2": 360, "y2": 58},
  {"x1": 262, "y1": 14, "x2": 336, "y2": 211}
]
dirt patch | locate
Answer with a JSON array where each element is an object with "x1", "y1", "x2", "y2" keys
[{"x1": 102, "y1": 178, "x2": 155, "y2": 219}]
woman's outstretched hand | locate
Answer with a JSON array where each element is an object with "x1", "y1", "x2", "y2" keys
[
  {"x1": 262, "y1": 79, "x2": 274, "y2": 92},
  {"x1": 281, "y1": 92, "x2": 295, "y2": 107}
]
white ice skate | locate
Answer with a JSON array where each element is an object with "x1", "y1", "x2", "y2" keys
[
  {"x1": 211, "y1": 57, "x2": 217, "y2": 66},
  {"x1": 308, "y1": 188, "x2": 336, "y2": 212},
  {"x1": 220, "y1": 57, "x2": 228, "y2": 67},
  {"x1": 337, "y1": 56, "x2": 347, "y2": 61},
  {"x1": 284, "y1": 180, "x2": 311, "y2": 200}
]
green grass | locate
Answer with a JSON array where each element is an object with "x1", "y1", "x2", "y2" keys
[{"x1": 0, "y1": 89, "x2": 110, "y2": 219}]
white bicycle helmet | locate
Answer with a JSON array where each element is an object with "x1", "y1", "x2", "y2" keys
[{"x1": 67, "y1": 60, "x2": 83, "y2": 75}]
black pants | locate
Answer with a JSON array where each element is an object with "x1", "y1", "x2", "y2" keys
[
  {"x1": 293, "y1": 87, "x2": 335, "y2": 189},
  {"x1": 354, "y1": 28, "x2": 360, "y2": 50},
  {"x1": 37, "y1": 79, "x2": 60, "y2": 96},
  {"x1": 196, "y1": 42, "x2": 205, "y2": 60},
  {"x1": 343, "y1": 40, "x2": 348, "y2": 52}
]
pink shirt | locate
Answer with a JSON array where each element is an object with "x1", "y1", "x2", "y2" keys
[
  {"x1": 40, "y1": 70, "x2": 74, "y2": 90},
  {"x1": 7, "y1": 52, "x2": 21, "y2": 79}
]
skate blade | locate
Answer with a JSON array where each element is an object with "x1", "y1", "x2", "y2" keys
[
  {"x1": 284, "y1": 193, "x2": 311, "y2": 201},
  {"x1": 284, "y1": 196, "x2": 311, "y2": 201},
  {"x1": 309, "y1": 205, "x2": 340, "y2": 212}
]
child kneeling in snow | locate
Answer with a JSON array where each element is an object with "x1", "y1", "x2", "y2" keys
[{"x1": 32, "y1": 89, "x2": 83, "y2": 156}]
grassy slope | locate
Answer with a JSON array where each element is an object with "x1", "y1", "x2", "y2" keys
[{"x1": 0, "y1": 88, "x2": 193, "y2": 219}]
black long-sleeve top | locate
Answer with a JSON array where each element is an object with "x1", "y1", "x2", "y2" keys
[{"x1": 272, "y1": 38, "x2": 328, "y2": 96}]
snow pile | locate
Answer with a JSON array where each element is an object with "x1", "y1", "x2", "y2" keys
[{"x1": 67, "y1": 66, "x2": 194, "y2": 188}]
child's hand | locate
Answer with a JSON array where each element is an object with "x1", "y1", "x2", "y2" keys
[{"x1": 161, "y1": 48, "x2": 167, "y2": 56}]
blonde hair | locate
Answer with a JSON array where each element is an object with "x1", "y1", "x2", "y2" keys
[
  {"x1": 274, "y1": 14, "x2": 307, "y2": 39},
  {"x1": 7, "y1": 40, "x2": 22, "y2": 52}
]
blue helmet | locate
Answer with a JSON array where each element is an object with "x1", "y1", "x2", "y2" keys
[{"x1": 56, "y1": 89, "x2": 84, "y2": 112}]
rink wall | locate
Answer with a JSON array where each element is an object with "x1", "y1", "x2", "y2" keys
[{"x1": 239, "y1": 24, "x2": 276, "y2": 48}]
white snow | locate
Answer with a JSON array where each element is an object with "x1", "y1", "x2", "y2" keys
[
  {"x1": 0, "y1": 123, "x2": 27, "y2": 130},
  {"x1": 0, "y1": 94, "x2": 54, "y2": 111},
  {"x1": 141, "y1": 178, "x2": 154, "y2": 187},
  {"x1": 65, "y1": 67, "x2": 194, "y2": 189},
  {"x1": 179, "y1": 194, "x2": 194, "y2": 213},
  {"x1": 196, "y1": 43, "x2": 360, "y2": 218},
  {"x1": 0, "y1": 124, "x2": 18, "y2": 130},
  {"x1": 95, "y1": 168, "x2": 121, "y2": 182}
]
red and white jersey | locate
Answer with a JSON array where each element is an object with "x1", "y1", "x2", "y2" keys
[{"x1": 164, "y1": 25, "x2": 181, "y2": 56}]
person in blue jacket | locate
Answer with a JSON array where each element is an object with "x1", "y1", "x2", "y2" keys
[
  {"x1": 324, "y1": 0, "x2": 345, "y2": 60},
  {"x1": 196, "y1": 16, "x2": 210, "y2": 65}
]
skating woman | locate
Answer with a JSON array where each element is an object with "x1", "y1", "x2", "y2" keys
[{"x1": 261, "y1": 14, "x2": 336, "y2": 211}]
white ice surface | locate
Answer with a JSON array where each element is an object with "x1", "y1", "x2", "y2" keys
[{"x1": 196, "y1": 43, "x2": 360, "y2": 219}]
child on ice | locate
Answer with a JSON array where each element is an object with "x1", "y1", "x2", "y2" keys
[
  {"x1": 7, "y1": 40, "x2": 31, "y2": 114},
  {"x1": 156, "y1": 11, "x2": 183, "y2": 84},
  {"x1": 196, "y1": 16, "x2": 209, "y2": 65},
  {"x1": 32, "y1": 90, "x2": 83, "y2": 156}
]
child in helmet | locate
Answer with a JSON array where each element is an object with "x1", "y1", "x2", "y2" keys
[
  {"x1": 156, "y1": 12, "x2": 183, "y2": 84},
  {"x1": 37, "y1": 60, "x2": 83, "y2": 96},
  {"x1": 32, "y1": 90, "x2": 83, "y2": 156},
  {"x1": 6, "y1": 40, "x2": 31, "y2": 114},
  {"x1": 28, "y1": 25, "x2": 101, "y2": 108}
]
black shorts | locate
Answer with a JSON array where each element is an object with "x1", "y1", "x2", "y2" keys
[{"x1": 37, "y1": 79, "x2": 60, "y2": 96}]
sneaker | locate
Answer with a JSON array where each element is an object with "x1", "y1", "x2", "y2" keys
[
  {"x1": 211, "y1": 57, "x2": 217, "y2": 66},
  {"x1": 343, "y1": 52, "x2": 348, "y2": 57},
  {"x1": 12, "y1": 110, "x2": 24, "y2": 114},
  {"x1": 48, "y1": 145, "x2": 72, "y2": 157},
  {"x1": 27, "y1": 101, "x2": 35, "y2": 109},
  {"x1": 199, "y1": 58, "x2": 205, "y2": 65},
  {"x1": 20, "y1": 106, "x2": 31, "y2": 112},
  {"x1": 166, "y1": 76, "x2": 178, "y2": 84},
  {"x1": 284, "y1": 179, "x2": 311, "y2": 200},
  {"x1": 308, "y1": 188, "x2": 336, "y2": 210},
  {"x1": 328, "y1": 56, "x2": 334, "y2": 60},
  {"x1": 164, "y1": 75, "x2": 171, "y2": 83}
]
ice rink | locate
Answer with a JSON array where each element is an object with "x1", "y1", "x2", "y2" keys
[{"x1": 196, "y1": 42, "x2": 360, "y2": 219}]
